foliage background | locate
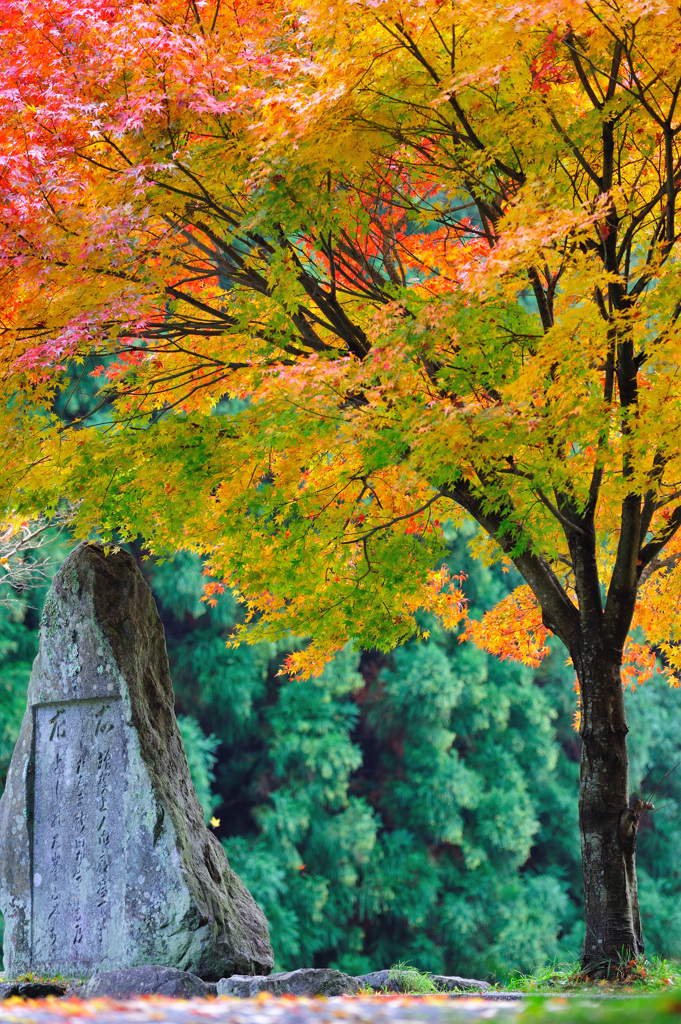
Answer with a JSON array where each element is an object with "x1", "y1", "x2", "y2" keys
[{"x1": 1, "y1": 528, "x2": 680, "y2": 980}]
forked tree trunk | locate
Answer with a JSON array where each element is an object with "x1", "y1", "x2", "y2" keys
[{"x1": 577, "y1": 648, "x2": 645, "y2": 974}]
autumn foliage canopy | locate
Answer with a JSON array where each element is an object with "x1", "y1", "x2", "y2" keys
[{"x1": 1, "y1": 0, "x2": 681, "y2": 693}]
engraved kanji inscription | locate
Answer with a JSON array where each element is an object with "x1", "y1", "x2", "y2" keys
[{"x1": 31, "y1": 698, "x2": 126, "y2": 972}]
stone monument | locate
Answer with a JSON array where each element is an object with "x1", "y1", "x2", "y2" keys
[{"x1": 0, "y1": 543, "x2": 273, "y2": 981}]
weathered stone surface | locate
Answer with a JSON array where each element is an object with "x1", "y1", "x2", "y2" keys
[
  {"x1": 83, "y1": 966, "x2": 210, "y2": 999},
  {"x1": 217, "y1": 969, "x2": 361, "y2": 998},
  {"x1": 0, "y1": 543, "x2": 273, "y2": 981},
  {"x1": 0, "y1": 981, "x2": 67, "y2": 1000},
  {"x1": 355, "y1": 970, "x2": 490, "y2": 993},
  {"x1": 354, "y1": 971, "x2": 395, "y2": 992},
  {"x1": 429, "y1": 975, "x2": 490, "y2": 993}
]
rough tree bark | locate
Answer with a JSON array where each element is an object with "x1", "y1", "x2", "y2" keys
[{"x1": 576, "y1": 647, "x2": 647, "y2": 972}]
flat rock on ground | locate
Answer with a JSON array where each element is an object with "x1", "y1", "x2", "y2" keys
[
  {"x1": 430, "y1": 976, "x2": 490, "y2": 993},
  {"x1": 83, "y1": 966, "x2": 214, "y2": 999},
  {"x1": 218, "y1": 969, "x2": 361, "y2": 997},
  {"x1": 218, "y1": 968, "x2": 489, "y2": 998},
  {"x1": 356, "y1": 971, "x2": 490, "y2": 994},
  {"x1": 0, "y1": 981, "x2": 67, "y2": 1000}
]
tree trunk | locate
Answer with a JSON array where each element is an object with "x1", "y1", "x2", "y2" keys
[
  {"x1": 444, "y1": 479, "x2": 648, "y2": 974},
  {"x1": 577, "y1": 647, "x2": 645, "y2": 975}
]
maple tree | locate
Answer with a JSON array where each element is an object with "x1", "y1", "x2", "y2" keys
[{"x1": 3, "y1": 0, "x2": 681, "y2": 974}]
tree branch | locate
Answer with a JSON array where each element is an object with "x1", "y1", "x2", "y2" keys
[{"x1": 439, "y1": 479, "x2": 579, "y2": 649}]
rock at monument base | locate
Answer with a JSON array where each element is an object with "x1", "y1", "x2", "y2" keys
[
  {"x1": 83, "y1": 966, "x2": 212, "y2": 999},
  {"x1": 429, "y1": 974, "x2": 490, "y2": 993},
  {"x1": 217, "y1": 967, "x2": 489, "y2": 998},
  {"x1": 217, "y1": 969, "x2": 361, "y2": 997},
  {"x1": 355, "y1": 970, "x2": 490, "y2": 993},
  {"x1": 0, "y1": 543, "x2": 273, "y2": 982},
  {"x1": 0, "y1": 981, "x2": 67, "y2": 1000}
]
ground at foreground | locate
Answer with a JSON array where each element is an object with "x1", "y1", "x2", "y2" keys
[{"x1": 0, "y1": 994, "x2": 680, "y2": 1024}]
